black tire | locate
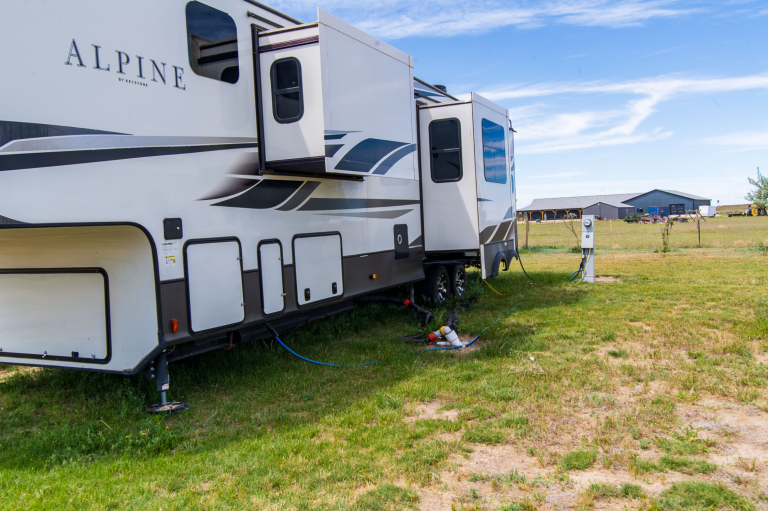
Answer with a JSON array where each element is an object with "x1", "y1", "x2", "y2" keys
[
  {"x1": 449, "y1": 264, "x2": 467, "y2": 298},
  {"x1": 424, "y1": 265, "x2": 450, "y2": 304}
]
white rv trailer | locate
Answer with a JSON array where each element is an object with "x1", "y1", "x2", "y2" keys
[{"x1": 0, "y1": 0, "x2": 517, "y2": 395}]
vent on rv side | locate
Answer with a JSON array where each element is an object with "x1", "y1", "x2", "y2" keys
[
  {"x1": 429, "y1": 119, "x2": 462, "y2": 183},
  {"x1": 271, "y1": 58, "x2": 303, "y2": 123},
  {"x1": 186, "y1": 1, "x2": 239, "y2": 84}
]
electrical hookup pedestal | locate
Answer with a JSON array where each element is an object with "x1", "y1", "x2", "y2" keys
[{"x1": 581, "y1": 215, "x2": 595, "y2": 283}]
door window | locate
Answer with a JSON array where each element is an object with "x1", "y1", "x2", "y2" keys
[
  {"x1": 482, "y1": 119, "x2": 506, "y2": 184},
  {"x1": 271, "y1": 58, "x2": 304, "y2": 123},
  {"x1": 429, "y1": 119, "x2": 462, "y2": 182},
  {"x1": 186, "y1": 1, "x2": 239, "y2": 83}
]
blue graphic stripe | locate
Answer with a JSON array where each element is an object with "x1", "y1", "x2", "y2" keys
[
  {"x1": 334, "y1": 138, "x2": 409, "y2": 173},
  {"x1": 372, "y1": 144, "x2": 416, "y2": 175}
]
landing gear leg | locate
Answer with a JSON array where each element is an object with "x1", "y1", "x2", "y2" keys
[{"x1": 146, "y1": 350, "x2": 190, "y2": 414}]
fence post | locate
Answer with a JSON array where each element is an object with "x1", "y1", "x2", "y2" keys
[
  {"x1": 697, "y1": 211, "x2": 701, "y2": 247},
  {"x1": 525, "y1": 213, "x2": 529, "y2": 249}
]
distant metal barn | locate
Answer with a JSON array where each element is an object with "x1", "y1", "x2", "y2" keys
[
  {"x1": 623, "y1": 190, "x2": 711, "y2": 217},
  {"x1": 519, "y1": 193, "x2": 640, "y2": 221},
  {"x1": 519, "y1": 190, "x2": 711, "y2": 221}
]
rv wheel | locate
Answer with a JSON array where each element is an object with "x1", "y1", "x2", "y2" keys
[
  {"x1": 449, "y1": 265, "x2": 466, "y2": 297},
  {"x1": 424, "y1": 265, "x2": 450, "y2": 304}
]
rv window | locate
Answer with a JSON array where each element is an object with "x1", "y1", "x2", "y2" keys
[
  {"x1": 482, "y1": 119, "x2": 507, "y2": 184},
  {"x1": 186, "y1": 1, "x2": 239, "y2": 84},
  {"x1": 429, "y1": 119, "x2": 462, "y2": 183},
  {"x1": 271, "y1": 58, "x2": 303, "y2": 123}
]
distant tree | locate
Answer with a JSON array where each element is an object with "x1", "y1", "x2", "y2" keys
[
  {"x1": 563, "y1": 212, "x2": 580, "y2": 249},
  {"x1": 745, "y1": 168, "x2": 768, "y2": 209}
]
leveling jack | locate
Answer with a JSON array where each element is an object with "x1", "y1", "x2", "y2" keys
[{"x1": 145, "y1": 350, "x2": 190, "y2": 414}]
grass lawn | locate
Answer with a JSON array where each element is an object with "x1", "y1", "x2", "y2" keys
[{"x1": 1, "y1": 217, "x2": 767, "y2": 510}]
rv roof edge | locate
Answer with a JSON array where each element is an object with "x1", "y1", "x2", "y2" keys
[
  {"x1": 471, "y1": 92, "x2": 506, "y2": 116},
  {"x1": 317, "y1": 8, "x2": 412, "y2": 67},
  {"x1": 414, "y1": 77, "x2": 460, "y2": 102},
  {"x1": 242, "y1": 0, "x2": 303, "y2": 25}
]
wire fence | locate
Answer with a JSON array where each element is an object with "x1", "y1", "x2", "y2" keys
[{"x1": 517, "y1": 216, "x2": 768, "y2": 252}]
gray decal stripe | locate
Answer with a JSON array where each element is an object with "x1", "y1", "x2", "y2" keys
[
  {"x1": 198, "y1": 178, "x2": 260, "y2": 201},
  {"x1": 409, "y1": 234, "x2": 423, "y2": 247},
  {"x1": 503, "y1": 207, "x2": 513, "y2": 219},
  {"x1": 334, "y1": 138, "x2": 409, "y2": 173},
  {"x1": 276, "y1": 181, "x2": 321, "y2": 211},
  {"x1": 0, "y1": 143, "x2": 259, "y2": 172},
  {"x1": 213, "y1": 180, "x2": 303, "y2": 210},
  {"x1": 0, "y1": 215, "x2": 24, "y2": 225},
  {"x1": 490, "y1": 220, "x2": 512, "y2": 243},
  {"x1": 0, "y1": 120, "x2": 125, "y2": 149},
  {"x1": 503, "y1": 221, "x2": 514, "y2": 240},
  {"x1": 479, "y1": 225, "x2": 496, "y2": 245},
  {"x1": 324, "y1": 133, "x2": 346, "y2": 140},
  {"x1": 1, "y1": 134, "x2": 259, "y2": 153},
  {"x1": 372, "y1": 144, "x2": 416, "y2": 175},
  {"x1": 298, "y1": 198, "x2": 420, "y2": 211},
  {"x1": 477, "y1": 198, "x2": 492, "y2": 202},
  {"x1": 325, "y1": 144, "x2": 344, "y2": 158},
  {"x1": 315, "y1": 209, "x2": 412, "y2": 219}
]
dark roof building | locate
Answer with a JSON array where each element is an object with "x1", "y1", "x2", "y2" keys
[{"x1": 520, "y1": 190, "x2": 711, "y2": 220}]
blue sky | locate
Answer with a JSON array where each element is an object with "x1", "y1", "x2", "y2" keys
[{"x1": 273, "y1": 0, "x2": 768, "y2": 207}]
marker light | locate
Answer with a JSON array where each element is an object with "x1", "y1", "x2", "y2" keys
[
  {"x1": 371, "y1": 274, "x2": 378, "y2": 279},
  {"x1": 170, "y1": 318, "x2": 178, "y2": 333}
]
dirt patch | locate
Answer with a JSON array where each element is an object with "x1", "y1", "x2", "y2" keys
[
  {"x1": 416, "y1": 387, "x2": 768, "y2": 510},
  {"x1": 595, "y1": 276, "x2": 623, "y2": 283},
  {"x1": 405, "y1": 401, "x2": 459, "y2": 423},
  {"x1": 629, "y1": 322, "x2": 652, "y2": 331},
  {"x1": 0, "y1": 365, "x2": 37, "y2": 382}
]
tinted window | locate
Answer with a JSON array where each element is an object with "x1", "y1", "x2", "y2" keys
[
  {"x1": 271, "y1": 58, "x2": 303, "y2": 123},
  {"x1": 429, "y1": 119, "x2": 462, "y2": 182},
  {"x1": 186, "y1": 1, "x2": 239, "y2": 83},
  {"x1": 482, "y1": 119, "x2": 506, "y2": 184}
]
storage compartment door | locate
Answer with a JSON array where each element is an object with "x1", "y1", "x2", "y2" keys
[
  {"x1": 186, "y1": 241, "x2": 244, "y2": 332},
  {"x1": 258, "y1": 242, "x2": 285, "y2": 315},
  {"x1": 294, "y1": 234, "x2": 343, "y2": 306},
  {"x1": 0, "y1": 270, "x2": 109, "y2": 361}
]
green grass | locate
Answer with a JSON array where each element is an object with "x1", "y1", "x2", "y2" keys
[
  {"x1": 462, "y1": 427, "x2": 507, "y2": 445},
  {"x1": 1, "y1": 217, "x2": 766, "y2": 509},
  {"x1": 655, "y1": 428, "x2": 715, "y2": 455},
  {"x1": 657, "y1": 482, "x2": 755, "y2": 510},
  {"x1": 352, "y1": 483, "x2": 419, "y2": 510},
  {"x1": 560, "y1": 449, "x2": 597, "y2": 470},
  {"x1": 629, "y1": 456, "x2": 717, "y2": 475},
  {"x1": 587, "y1": 482, "x2": 645, "y2": 499}
]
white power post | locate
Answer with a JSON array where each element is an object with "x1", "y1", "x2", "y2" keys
[{"x1": 581, "y1": 215, "x2": 595, "y2": 283}]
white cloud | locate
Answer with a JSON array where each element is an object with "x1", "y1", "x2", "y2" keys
[
  {"x1": 272, "y1": 0, "x2": 698, "y2": 39},
  {"x1": 703, "y1": 129, "x2": 768, "y2": 152},
  {"x1": 476, "y1": 73, "x2": 768, "y2": 154}
]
